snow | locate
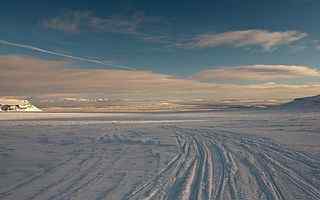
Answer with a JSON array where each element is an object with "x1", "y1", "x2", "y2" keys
[{"x1": 0, "y1": 111, "x2": 320, "y2": 200}]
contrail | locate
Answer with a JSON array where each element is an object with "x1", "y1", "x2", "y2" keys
[{"x1": 0, "y1": 39, "x2": 136, "y2": 70}]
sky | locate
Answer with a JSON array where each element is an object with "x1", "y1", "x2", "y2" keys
[{"x1": 1, "y1": 0, "x2": 320, "y2": 105}]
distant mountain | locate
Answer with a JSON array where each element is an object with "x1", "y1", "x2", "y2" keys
[{"x1": 277, "y1": 95, "x2": 320, "y2": 111}]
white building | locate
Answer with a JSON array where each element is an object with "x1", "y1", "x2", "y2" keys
[{"x1": 0, "y1": 99, "x2": 42, "y2": 112}]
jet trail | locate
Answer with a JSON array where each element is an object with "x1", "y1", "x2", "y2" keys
[{"x1": 0, "y1": 40, "x2": 135, "y2": 70}]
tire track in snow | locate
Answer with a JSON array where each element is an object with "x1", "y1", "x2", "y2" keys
[
  {"x1": 127, "y1": 126, "x2": 320, "y2": 200},
  {"x1": 2, "y1": 125, "x2": 320, "y2": 200}
]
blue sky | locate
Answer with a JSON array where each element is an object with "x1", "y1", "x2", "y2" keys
[
  {"x1": 1, "y1": 0, "x2": 319, "y2": 74},
  {"x1": 1, "y1": 0, "x2": 320, "y2": 103}
]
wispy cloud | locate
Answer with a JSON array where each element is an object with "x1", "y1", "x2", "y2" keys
[
  {"x1": 43, "y1": 10, "x2": 141, "y2": 34},
  {"x1": 0, "y1": 39, "x2": 135, "y2": 70},
  {"x1": 43, "y1": 10, "x2": 165, "y2": 36},
  {"x1": 179, "y1": 30, "x2": 307, "y2": 50},
  {"x1": 312, "y1": 40, "x2": 320, "y2": 50},
  {"x1": 42, "y1": 10, "x2": 173, "y2": 45},
  {"x1": 43, "y1": 10, "x2": 90, "y2": 33},
  {"x1": 44, "y1": 12, "x2": 307, "y2": 51},
  {"x1": 192, "y1": 65, "x2": 320, "y2": 82}
]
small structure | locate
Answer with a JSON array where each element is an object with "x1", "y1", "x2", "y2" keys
[
  {"x1": 0, "y1": 100, "x2": 42, "y2": 112},
  {"x1": 0, "y1": 104, "x2": 20, "y2": 111}
]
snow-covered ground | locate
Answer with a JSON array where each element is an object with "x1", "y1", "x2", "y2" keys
[{"x1": 0, "y1": 111, "x2": 320, "y2": 200}]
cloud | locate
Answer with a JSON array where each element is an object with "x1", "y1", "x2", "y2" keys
[
  {"x1": 1, "y1": 56, "x2": 320, "y2": 103},
  {"x1": 42, "y1": 10, "x2": 173, "y2": 46},
  {"x1": 43, "y1": 10, "x2": 91, "y2": 33},
  {"x1": 192, "y1": 65, "x2": 320, "y2": 82},
  {"x1": 313, "y1": 40, "x2": 320, "y2": 50},
  {"x1": 181, "y1": 30, "x2": 307, "y2": 50},
  {"x1": 43, "y1": 10, "x2": 164, "y2": 36},
  {"x1": 0, "y1": 55, "x2": 194, "y2": 96},
  {"x1": 43, "y1": 10, "x2": 141, "y2": 34}
]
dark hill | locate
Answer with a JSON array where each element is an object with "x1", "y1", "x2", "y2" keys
[{"x1": 278, "y1": 95, "x2": 320, "y2": 111}]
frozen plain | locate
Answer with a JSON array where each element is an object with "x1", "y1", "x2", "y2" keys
[{"x1": 0, "y1": 111, "x2": 320, "y2": 200}]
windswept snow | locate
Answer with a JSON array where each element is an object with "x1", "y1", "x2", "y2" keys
[{"x1": 0, "y1": 111, "x2": 320, "y2": 200}]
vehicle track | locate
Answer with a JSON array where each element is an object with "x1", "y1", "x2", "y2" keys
[
  {"x1": 1, "y1": 126, "x2": 320, "y2": 200},
  {"x1": 126, "y1": 126, "x2": 320, "y2": 200}
]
